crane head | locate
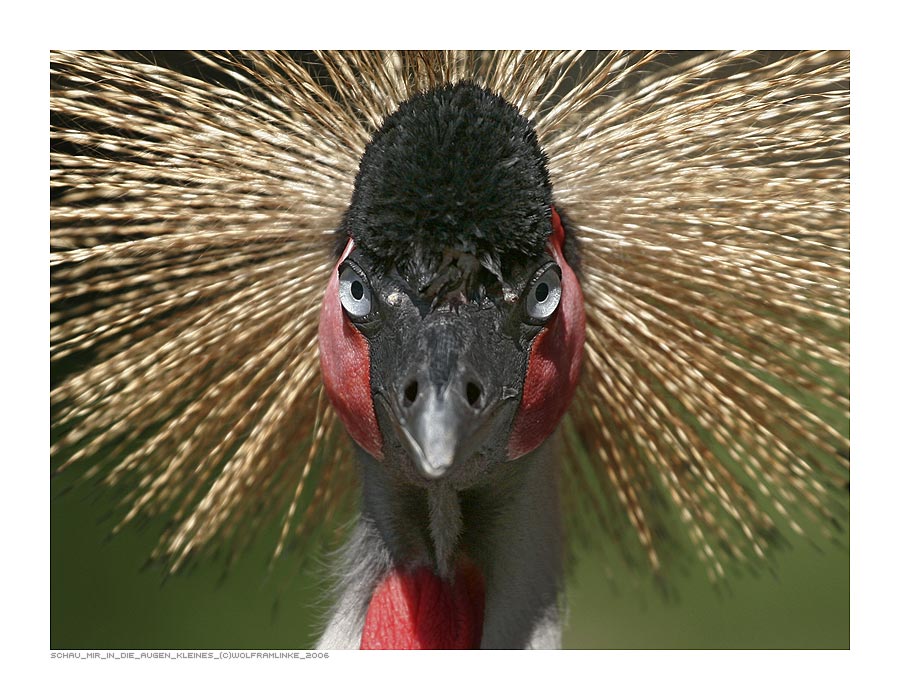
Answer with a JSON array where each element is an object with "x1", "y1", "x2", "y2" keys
[{"x1": 319, "y1": 83, "x2": 585, "y2": 486}]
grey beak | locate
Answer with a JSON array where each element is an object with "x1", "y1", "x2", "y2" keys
[{"x1": 396, "y1": 385, "x2": 467, "y2": 479}]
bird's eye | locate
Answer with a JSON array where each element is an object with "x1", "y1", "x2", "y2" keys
[
  {"x1": 524, "y1": 264, "x2": 562, "y2": 324},
  {"x1": 339, "y1": 263, "x2": 373, "y2": 320}
]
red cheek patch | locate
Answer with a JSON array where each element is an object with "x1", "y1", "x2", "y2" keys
[
  {"x1": 318, "y1": 239, "x2": 383, "y2": 460},
  {"x1": 507, "y1": 209, "x2": 585, "y2": 460}
]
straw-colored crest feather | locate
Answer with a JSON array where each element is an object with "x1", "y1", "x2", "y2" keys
[{"x1": 50, "y1": 50, "x2": 849, "y2": 583}]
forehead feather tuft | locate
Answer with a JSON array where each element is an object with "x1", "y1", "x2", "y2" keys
[{"x1": 344, "y1": 82, "x2": 553, "y2": 286}]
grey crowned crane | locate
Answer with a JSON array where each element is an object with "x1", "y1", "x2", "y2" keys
[{"x1": 50, "y1": 51, "x2": 850, "y2": 649}]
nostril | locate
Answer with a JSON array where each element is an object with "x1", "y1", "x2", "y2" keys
[
  {"x1": 404, "y1": 380, "x2": 419, "y2": 405},
  {"x1": 466, "y1": 381, "x2": 482, "y2": 408}
]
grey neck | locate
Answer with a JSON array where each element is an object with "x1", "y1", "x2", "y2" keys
[{"x1": 317, "y1": 435, "x2": 565, "y2": 649}]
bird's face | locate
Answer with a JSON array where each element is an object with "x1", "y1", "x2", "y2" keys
[{"x1": 318, "y1": 83, "x2": 584, "y2": 487}]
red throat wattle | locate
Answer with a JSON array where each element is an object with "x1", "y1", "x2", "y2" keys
[{"x1": 360, "y1": 561, "x2": 486, "y2": 650}]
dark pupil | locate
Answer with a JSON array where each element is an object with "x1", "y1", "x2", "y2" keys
[
  {"x1": 350, "y1": 280, "x2": 364, "y2": 301},
  {"x1": 535, "y1": 282, "x2": 549, "y2": 303}
]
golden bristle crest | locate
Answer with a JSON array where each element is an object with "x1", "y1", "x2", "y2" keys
[{"x1": 50, "y1": 50, "x2": 849, "y2": 580}]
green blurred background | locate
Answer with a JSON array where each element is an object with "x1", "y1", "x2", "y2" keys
[{"x1": 51, "y1": 466, "x2": 848, "y2": 649}]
